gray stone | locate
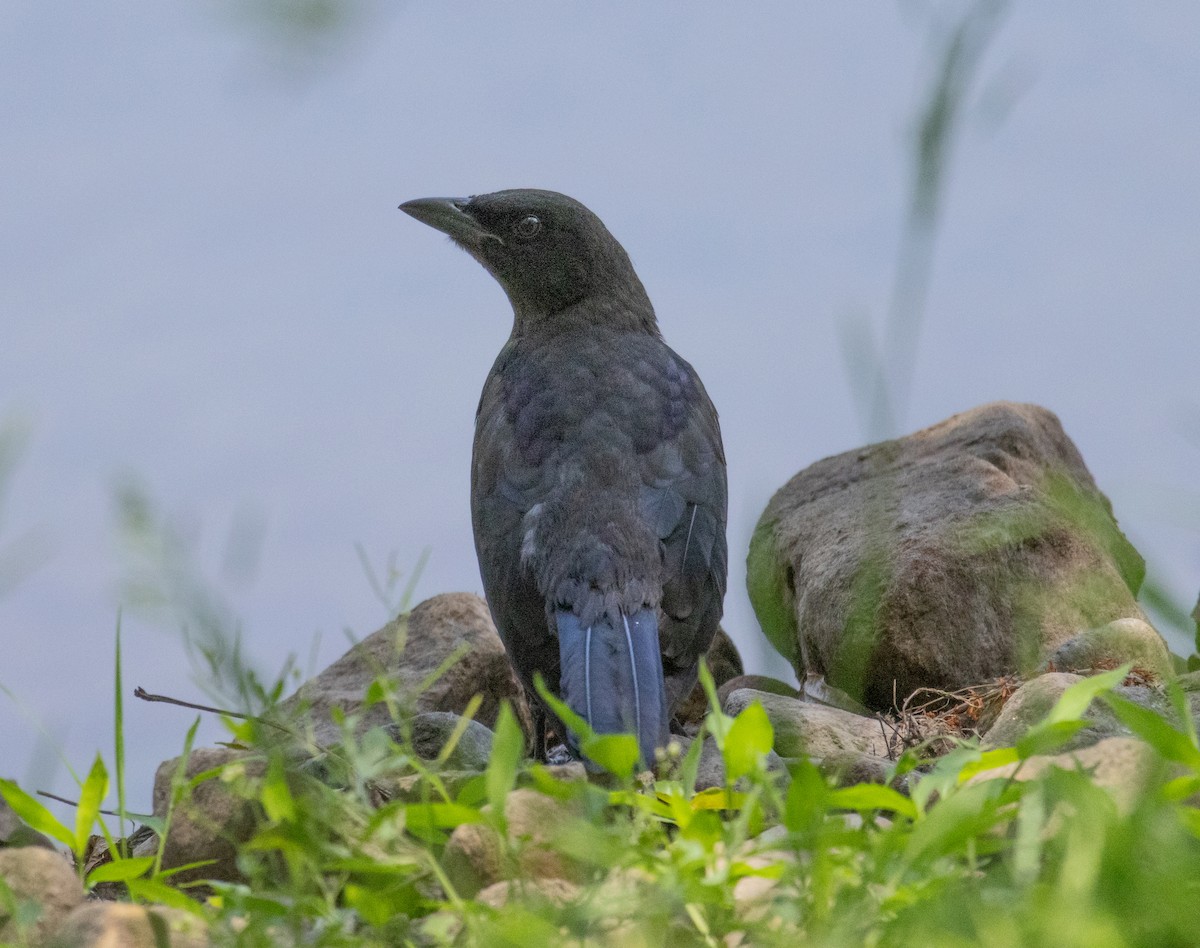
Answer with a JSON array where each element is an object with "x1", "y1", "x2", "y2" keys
[
  {"x1": 967, "y1": 736, "x2": 1167, "y2": 815},
  {"x1": 49, "y1": 903, "x2": 209, "y2": 948},
  {"x1": 724, "y1": 689, "x2": 889, "y2": 759},
  {"x1": 684, "y1": 734, "x2": 789, "y2": 791},
  {"x1": 716, "y1": 674, "x2": 800, "y2": 709},
  {"x1": 1179, "y1": 670, "x2": 1200, "y2": 693},
  {"x1": 152, "y1": 746, "x2": 264, "y2": 887},
  {"x1": 1044, "y1": 617, "x2": 1172, "y2": 681},
  {"x1": 0, "y1": 792, "x2": 56, "y2": 850},
  {"x1": 442, "y1": 788, "x2": 584, "y2": 898},
  {"x1": 279, "y1": 592, "x2": 532, "y2": 748},
  {"x1": 476, "y1": 876, "x2": 580, "y2": 909},
  {"x1": 401, "y1": 712, "x2": 496, "y2": 771},
  {"x1": 0, "y1": 846, "x2": 84, "y2": 946},
  {"x1": 982, "y1": 672, "x2": 1172, "y2": 752},
  {"x1": 815, "y1": 750, "x2": 893, "y2": 787},
  {"x1": 748, "y1": 402, "x2": 1146, "y2": 710}
]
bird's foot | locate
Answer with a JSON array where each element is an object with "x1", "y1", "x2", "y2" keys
[{"x1": 544, "y1": 743, "x2": 575, "y2": 766}]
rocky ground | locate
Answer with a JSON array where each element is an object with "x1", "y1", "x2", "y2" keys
[{"x1": 3, "y1": 401, "x2": 1198, "y2": 946}]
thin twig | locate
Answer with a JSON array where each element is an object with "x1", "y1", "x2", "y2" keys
[
  {"x1": 36, "y1": 789, "x2": 123, "y2": 817},
  {"x1": 133, "y1": 686, "x2": 292, "y2": 734}
]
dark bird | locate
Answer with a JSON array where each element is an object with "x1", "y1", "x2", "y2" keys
[{"x1": 400, "y1": 189, "x2": 727, "y2": 768}]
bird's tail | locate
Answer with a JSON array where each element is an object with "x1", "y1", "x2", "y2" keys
[{"x1": 555, "y1": 607, "x2": 669, "y2": 770}]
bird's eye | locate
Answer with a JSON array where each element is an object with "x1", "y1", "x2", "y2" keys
[{"x1": 513, "y1": 215, "x2": 542, "y2": 239}]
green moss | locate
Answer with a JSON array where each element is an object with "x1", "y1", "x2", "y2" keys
[{"x1": 745, "y1": 515, "x2": 799, "y2": 667}]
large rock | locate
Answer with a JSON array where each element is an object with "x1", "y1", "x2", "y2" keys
[
  {"x1": 723, "y1": 689, "x2": 889, "y2": 760},
  {"x1": 0, "y1": 846, "x2": 84, "y2": 945},
  {"x1": 674, "y1": 733, "x2": 790, "y2": 791},
  {"x1": 1043, "y1": 617, "x2": 1172, "y2": 680},
  {"x1": 279, "y1": 593, "x2": 531, "y2": 747},
  {"x1": 49, "y1": 903, "x2": 209, "y2": 948},
  {"x1": 747, "y1": 402, "x2": 1150, "y2": 709},
  {"x1": 0, "y1": 792, "x2": 56, "y2": 849},
  {"x1": 442, "y1": 788, "x2": 584, "y2": 897},
  {"x1": 982, "y1": 672, "x2": 1172, "y2": 752},
  {"x1": 967, "y1": 736, "x2": 1166, "y2": 815},
  {"x1": 152, "y1": 746, "x2": 264, "y2": 886}
]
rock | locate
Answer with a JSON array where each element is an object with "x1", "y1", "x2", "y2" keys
[
  {"x1": 279, "y1": 593, "x2": 531, "y2": 747},
  {"x1": 475, "y1": 876, "x2": 580, "y2": 909},
  {"x1": 0, "y1": 846, "x2": 84, "y2": 945},
  {"x1": 442, "y1": 822, "x2": 504, "y2": 898},
  {"x1": 371, "y1": 769, "x2": 487, "y2": 807},
  {"x1": 981, "y1": 672, "x2": 1171, "y2": 752},
  {"x1": 400, "y1": 712, "x2": 495, "y2": 771},
  {"x1": 731, "y1": 851, "x2": 792, "y2": 919},
  {"x1": 724, "y1": 689, "x2": 889, "y2": 760},
  {"x1": 967, "y1": 736, "x2": 1165, "y2": 814},
  {"x1": 815, "y1": 750, "x2": 893, "y2": 787},
  {"x1": 152, "y1": 746, "x2": 265, "y2": 886},
  {"x1": 717, "y1": 675, "x2": 800, "y2": 709},
  {"x1": 1044, "y1": 617, "x2": 1172, "y2": 681},
  {"x1": 747, "y1": 402, "x2": 1146, "y2": 710},
  {"x1": 684, "y1": 735, "x2": 789, "y2": 791},
  {"x1": 48, "y1": 903, "x2": 208, "y2": 948},
  {"x1": 1179, "y1": 670, "x2": 1200, "y2": 693},
  {"x1": 442, "y1": 788, "x2": 583, "y2": 897},
  {"x1": 0, "y1": 792, "x2": 56, "y2": 849},
  {"x1": 674, "y1": 626, "x2": 745, "y2": 727}
]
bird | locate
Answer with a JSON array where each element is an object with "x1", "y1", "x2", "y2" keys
[{"x1": 400, "y1": 189, "x2": 727, "y2": 769}]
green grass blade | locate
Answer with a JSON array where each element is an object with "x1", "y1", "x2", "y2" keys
[
  {"x1": 0, "y1": 778, "x2": 75, "y2": 850},
  {"x1": 485, "y1": 702, "x2": 523, "y2": 819},
  {"x1": 723, "y1": 700, "x2": 774, "y2": 782},
  {"x1": 74, "y1": 754, "x2": 109, "y2": 861}
]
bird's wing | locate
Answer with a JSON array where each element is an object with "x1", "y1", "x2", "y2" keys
[
  {"x1": 633, "y1": 346, "x2": 728, "y2": 672},
  {"x1": 470, "y1": 345, "x2": 563, "y2": 685}
]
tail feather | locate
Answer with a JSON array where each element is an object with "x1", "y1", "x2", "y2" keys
[{"x1": 555, "y1": 607, "x2": 668, "y2": 769}]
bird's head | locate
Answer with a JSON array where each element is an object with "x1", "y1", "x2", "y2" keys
[{"x1": 400, "y1": 189, "x2": 655, "y2": 332}]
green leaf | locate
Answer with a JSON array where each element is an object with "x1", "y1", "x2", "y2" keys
[
  {"x1": 534, "y1": 674, "x2": 593, "y2": 743},
  {"x1": 784, "y1": 758, "x2": 830, "y2": 834},
  {"x1": 689, "y1": 787, "x2": 746, "y2": 810},
  {"x1": 435, "y1": 692, "x2": 484, "y2": 765},
  {"x1": 679, "y1": 731, "x2": 705, "y2": 795},
  {"x1": 486, "y1": 702, "x2": 524, "y2": 819},
  {"x1": 1016, "y1": 720, "x2": 1089, "y2": 759},
  {"x1": 404, "y1": 802, "x2": 485, "y2": 829},
  {"x1": 1099, "y1": 693, "x2": 1200, "y2": 771},
  {"x1": 74, "y1": 755, "x2": 109, "y2": 859},
  {"x1": 723, "y1": 700, "x2": 774, "y2": 782},
  {"x1": 364, "y1": 678, "x2": 389, "y2": 707},
  {"x1": 0, "y1": 778, "x2": 75, "y2": 850},
  {"x1": 828, "y1": 783, "x2": 918, "y2": 819},
  {"x1": 581, "y1": 733, "x2": 640, "y2": 781},
  {"x1": 343, "y1": 881, "x2": 420, "y2": 927},
  {"x1": 260, "y1": 755, "x2": 296, "y2": 824},
  {"x1": 902, "y1": 779, "x2": 1018, "y2": 869},
  {"x1": 956, "y1": 745, "x2": 1020, "y2": 782},
  {"x1": 1044, "y1": 665, "x2": 1130, "y2": 724},
  {"x1": 125, "y1": 877, "x2": 207, "y2": 914},
  {"x1": 86, "y1": 856, "x2": 155, "y2": 885}
]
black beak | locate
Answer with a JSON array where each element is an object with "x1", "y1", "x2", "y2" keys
[{"x1": 399, "y1": 197, "x2": 498, "y2": 246}]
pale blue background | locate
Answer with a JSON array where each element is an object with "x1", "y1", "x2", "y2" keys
[{"x1": 3, "y1": 2, "x2": 1198, "y2": 814}]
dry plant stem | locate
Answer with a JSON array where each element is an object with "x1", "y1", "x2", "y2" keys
[
  {"x1": 35, "y1": 789, "x2": 122, "y2": 818},
  {"x1": 133, "y1": 685, "x2": 292, "y2": 733}
]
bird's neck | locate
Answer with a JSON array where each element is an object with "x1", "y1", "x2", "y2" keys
[{"x1": 511, "y1": 286, "x2": 660, "y2": 340}]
